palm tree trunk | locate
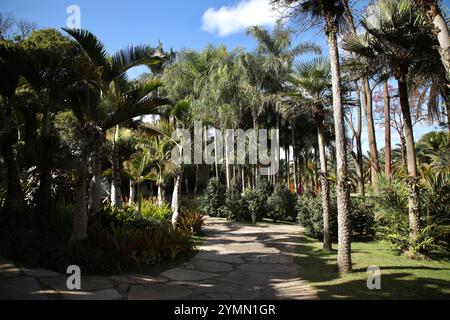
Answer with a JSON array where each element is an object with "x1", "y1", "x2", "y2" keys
[
  {"x1": 317, "y1": 116, "x2": 332, "y2": 252},
  {"x1": 225, "y1": 133, "x2": 231, "y2": 190},
  {"x1": 128, "y1": 180, "x2": 135, "y2": 206},
  {"x1": 110, "y1": 125, "x2": 122, "y2": 209},
  {"x1": 0, "y1": 132, "x2": 25, "y2": 219},
  {"x1": 341, "y1": 0, "x2": 380, "y2": 191},
  {"x1": 214, "y1": 129, "x2": 219, "y2": 179},
  {"x1": 88, "y1": 144, "x2": 102, "y2": 213},
  {"x1": 383, "y1": 80, "x2": 392, "y2": 182},
  {"x1": 171, "y1": 171, "x2": 182, "y2": 228},
  {"x1": 425, "y1": 2, "x2": 450, "y2": 84},
  {"x1": 135, "y1": 183, "x2": 141, "y2": 219},
  {"x1": 362, "y1": 78, "x2": 380, "y2": 190},
  {"x1": 397, "y1": 74, "x2": 420, "y2": 248},
  {"x1": 354, "y1": 82, "x2": 365, "y2": 196},
  {"x1": 326, "y1": 21, "x2": 352, "y2": 274},
  {"x1": 36, "y1": 109, "x2": 53, "y2": 219},
  {"x1": 291, "y1": 125, "x2": 298, "y2": 194},
  {"x1": 285, "y1": 147, "x2": 290, "y2": 189},
  {"x1": 70, "y1": 162, "x2": 88, "y2": 242}
]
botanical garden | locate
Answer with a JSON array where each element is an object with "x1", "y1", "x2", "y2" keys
[{"x1": 0, "y1": 0, "x2": 450, "y2": 300}]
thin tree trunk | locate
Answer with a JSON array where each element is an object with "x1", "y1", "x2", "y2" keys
[
  {"x1": 70, "y1": 162, "x2": 88, "y2": 242},
  {"x1": 88, "y1": 144, "x2": 102, "y2": 214},
  {"x1": 110, "y1": 125, "x2": 122, "y2": 209},
  {"x1": 36, "y1": 109, "x2": 53, "y2": 219},
  {"x1": 343, "y1": 0, "x2": 377, "y2": 188},
  {"x1": 317, "y1": 116, "x2": 332, "y2": 252},
  {"x1": 285, "y1": 147, "x2": 289, "y2": 189},
  {"x1": 0, "y1": 132, "x2": 25, "y2": 218},
  {"x1": 135, "y1": 182, "x2": 141, "y2": 219},
  {"x1": 225, "y1": 133, "x2": 231, "y2": 190},
  {"x1": 354, "y1": 82, "x2": 365, "y2": 196},
  {"x1": 427, "y1": 3, "x2": 450, "y2": 84},
  {"x1": 128, "y1": 181, "x2": 135, "y2": 206},
  {"x1": 397, "y1": 75, "x2": 420, "y2": 249},
  {"x1": 327, "y1": 22, "x2": 352, "y2": 274},
  {"x1": 362, "y1": 78, "x2": 380, "y2": 190},
  {"x1": 383, "y1": 80, "x2": 392, "y2": 182},
  {"x1": 291, "y1": 125, "x2": 298, "y2": 194},
  {"x1": 171, "y1": 171, "x2": 182, "y2": 228},
  {"x1": 214, "y1": 129, "x2": 219, "y2": 179}
]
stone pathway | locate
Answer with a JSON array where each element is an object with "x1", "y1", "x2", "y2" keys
[{"x1": 0, "y1": 217, "x2": 318, "y2": 300}]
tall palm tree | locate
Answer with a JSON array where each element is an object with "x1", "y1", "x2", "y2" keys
[
  {"x1": 341, "y1": 0, "x2": 380, "y2": 191},
  {"x1": 343, "y1": 0, "x2": 440, "y2": 251},
  {"x1": 66, "y1": 72, "x2": 170, "y2": 240},
  {"x1": 414, "y1": 0, "x2": 450, "y2": 83},
  {"x1": 63, "y1": 28, "x2": 165, "y2": 212},
  {"x1": 273, "y1": 0, "x2": 352, "y2": 274},
  {"x1": 0, "y1": 56, "x2": 25, "y2": 220},
  {"x1": 284, "y1": 57, "x2": 334, "y2": 252}
]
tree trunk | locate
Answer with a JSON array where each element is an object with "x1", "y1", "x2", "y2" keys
[
  {"x1": 70, "y1": 162, "x2": 88, "y2": 242},
  {"x1": 427, "y1": 3, "x2": 450, "y2": 84},
  {"x1": 341, "y1": 0, "x2": 374, "y2": 191},
  {"x1": 171, "y1": 171, "x2": 182, "y2": 229},
  {"x1": 362, "y1": 78, "x2": 380, "y2": 190},
  {"x1": 286, "y1": 147, "x2": 290, "y2": 189},
  {"x1": 397, "y1": 75, "x2": 420, "y2": 248},
  {"x1": 88, "y1": 144, "x2": 102, "y2": 214},
  {"x1": 291, "y1": 125, "x2": 298, "y2": 194},
  {"x1": 0, "y1": 132, "x2": 25, "y2": 219},
  {"x1": 383, "y1": 80, "x2": 392, "y2": 182},
  {"x1": 128, "y1": 180, "x2": 135, "y2": 206},
  {"x1": 354, "y1": 82, "x2": 365, "y2": 196},
  {"x1": 225, "y1": 133, "x2": 231, "y2": 190},
  {"x1": 110, "y1": 125, "x2": 122, "y2": 209},
  {"x1": 317, "y1": 116, "x2": 332, "y2": 252},
  {"x1": 214, "y1": 129, "x2": 219, "y2": 179},
  {"x1": 327, "y1": 23, "x2": 352, "y2": 274},
  {"x1": 135, "y1": 183, "x2": 141, "y2": 219}
]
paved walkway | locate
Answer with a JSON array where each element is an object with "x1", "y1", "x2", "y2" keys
[{"x1": 0, "y1": 217, "x2": 318, "y2": 300}]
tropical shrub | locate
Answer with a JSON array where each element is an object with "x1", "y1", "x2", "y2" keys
[
  {"x1": 140, "y1": 199, "x2": 172, "y2": 221},
  {"x1": 200, "y1": 177, "x2": 226, "y2": 217},
  {"x1": 177, "y1": 209, "x2": 205, "y2": 235},
  {"x1": 350, "y1": 196, "x2": 376, "y2": 239},
  {"x1": 222, "y1": 178, "x2": 246, "y2": 221},
  {"x1": 297, "y1": 192, "x2": 338, "y2": 240},
  {"x1": 267, "y1": 184, "x2": 297, "y2": 222},
  {"x1": 242, "y1": 187, "x2": 266, "y2": 224}
]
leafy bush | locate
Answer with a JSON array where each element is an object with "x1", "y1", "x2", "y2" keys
[
  {"x1": 350, "y1": 196, "x2": 376, "y2": 239},
  {"x1": 375, "y1": 177, "x2": 450, "y2": 256},
  {"x1": 242, "y1": 187, "x2": 266, "y2": 224},
  {"x1": 222, "y1": 178, "x2": 246, "y2": 221},
  {"x1": 267, "y1": 184, "x2": 297, "y2": 222},
  {"x1": 140, "y1": 199, "x2": 172, "y2": 221},
  {"x1": 177, "y1": 209, "x2": 205, "y2": 235},
  {"x1": 200, "y1": 178, "x2": 226, "y2": 217},
  {"x1": 0, "y1": 200, "x2": 196, "y2": 275},
  {"x1": 297, "y1": 192, "x2": 338, "y2": 240}
]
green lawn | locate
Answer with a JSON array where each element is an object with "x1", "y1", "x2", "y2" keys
[{"x1": 296, "y1": 236, "x2": 450, "y2": 299}]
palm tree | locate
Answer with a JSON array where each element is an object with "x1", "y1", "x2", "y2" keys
[
  {"x1": 63, "y1": 28, "x2": 165, "y2": 212},
  {"x1": 123, "y1": 145, "x2": 155, "y2": 219},
  {"x1": 273, "y1": 0, "x2": 352, "y2": 274},
  {"x1": 414, "y1": 0, "x2": 450, "y2": 83},
  {"x1": 66, "y1": 71, "x2": 170, "y2": 240},
  {"x1": 284, "y1": 57, "x2": 334, "y2": 251},
  {"x1": 0, "y1": 55, "x2": 25, "y2": 220},
  {"x1": 341, "y1": 0, "x2": 380, "y2": 191},
  {"x1": 343, "y1": 0, "x2": 440, "y2": 251}
]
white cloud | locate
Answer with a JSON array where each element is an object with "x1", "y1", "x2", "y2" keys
[{"x1": 202, "y1": 0, "x2": 282, "y2": 37}]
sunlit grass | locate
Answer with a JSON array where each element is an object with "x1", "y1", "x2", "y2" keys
[{"x1": 296, "y1": 236, "x2": 450, "y2": 299}]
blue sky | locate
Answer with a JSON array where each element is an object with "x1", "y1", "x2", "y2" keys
[{"x1": 0, "y1": 0, "x2": 446, "y2": 152}]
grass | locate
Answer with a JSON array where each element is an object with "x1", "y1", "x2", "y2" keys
[{"x1": 296, "y1": 235, "x2": 450, "y2": 299}]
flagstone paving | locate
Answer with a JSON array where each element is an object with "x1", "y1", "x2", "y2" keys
[{"x1": 0, "y1": 217, "x2": 318, "y2": 300}]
